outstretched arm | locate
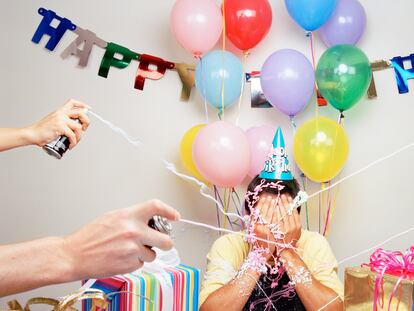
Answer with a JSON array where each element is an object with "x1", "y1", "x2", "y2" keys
[
  {"x1": 0, "y1": 200, "x2": 180, "y2": 297},
  {"x1": 0, "y1": 99, "x2": 90, "y2": 152}
]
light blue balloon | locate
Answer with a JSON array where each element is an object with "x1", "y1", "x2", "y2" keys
[
  {"x1": 195, "y1": 50, "x2": 244, "y2": 111},
  {"x1": 285, "y1": 0, "x2": 338, "y2": 31}
]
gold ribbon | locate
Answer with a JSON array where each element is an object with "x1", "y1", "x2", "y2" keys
[
  {"x1": 174, "y1": 63, "x2": 195, "y2": 102},
  {"x1": 368, "y1": 59, "x2": 393, "y2": 99},
  {"x1": 2, "y1": 289, "x2": 109, "y2": 311}
]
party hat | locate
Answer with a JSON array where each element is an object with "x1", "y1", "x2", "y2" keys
[{"x1": 259, "y1": 127, "x2": 293, "y2": 180}]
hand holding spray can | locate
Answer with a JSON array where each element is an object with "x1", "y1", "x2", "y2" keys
[{"x1": 43, "y1": 109, "x2": 89, "y2": 159}]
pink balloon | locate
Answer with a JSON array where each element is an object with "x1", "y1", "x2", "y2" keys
[
  {"x1": 193, "y1": 121, "x2": 250, "y2": 188},
  {"x1": 170, "y1": 0, "x2": 223, "y2": 57},
  {"x1": 246, "y1": 125, "x2": 275, "y2": 178}
]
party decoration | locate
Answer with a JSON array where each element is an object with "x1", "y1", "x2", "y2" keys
[
  {"x1": 98, "y1": 43, "x2": 140, "y2": 78},
  {"x1": 31, "y1": 8, "x2": 76, "y2": 51},
  {"x1": 180, "y1": 124, "x2": 207, "y2": 183},
  {"x1": 293, "y1": 117, "x2": 349, "y2": 183},
  {"x1": 135, "y1": 54, "x2": 175, "y2": 90},
  {"x1": 195, "y1": 51, "x2": 244, "y2": 111},
  {"x1": 174, "y1": 63, "x2": 196, "y2": 101},
  {"x1": 193, "y1": 121, "x2": 250, "y2": 188},
  {"x1": 391, "y1": 54, "x2": 414, "y2": 94},
  {"x1": 60, "y1": 27, "x2": 107, "y2": 67},
  {"x1": 31, "y1": 7, "x2": 414, "y2": 108},
  {"x1": 284, "y1": 0, "x2": 338, "y2": 31},
  {"x1": 170, "y1": 0, "x2": 222, "y2": 57},
  {"x1": 245, "y1": 72, "x2": 271, "y2": 108},
  {"x1": 82, "y1": 248, "x2": 200, "y2": 311},
  {"x1": 368, "y1": 60, "x2": 392, "y2": 99},
  {"x1": 316, "y1": 44, "x2": 372, "y2": 112},
  {"x1": 345, "y1": 247, "x2": 414, "y2": 311},
  {"x1": 260, "y1": 49, "x2": 315, "y2": 117},
  {"x1": 224, "y1": 0, "x2": 273, "y2": 51},
  {"x1": 319, "y1": 0, "x2": 367, "y2": 47},
  {"x1": 32, "y1": 8, "x2": 196, "y2": 102},
  {"x1": 259, "y1": 127, "x2": 293, "y2": 181},
  {"x1": 246, "y1": 125, "x2": 274, "y2": 178}
]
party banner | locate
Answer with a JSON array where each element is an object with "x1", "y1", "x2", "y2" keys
[{"x1": 31, "y1": 7, "x2": 413, "y2": 109}]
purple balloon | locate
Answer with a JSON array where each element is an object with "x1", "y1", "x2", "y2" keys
[
  {"x1": 319, "y1": 0, "x2": 366, "y2": 47},
  {"x1": 246, "y1": 125, "x2": 275, "y2": 178},
  {"x1": 260, "y1": 49, "x2": 315, "y2": 117}
]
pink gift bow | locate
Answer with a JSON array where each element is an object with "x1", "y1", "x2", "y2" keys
[{"x1": 363, "y1": 247, "x2": 414, "y2": 311}]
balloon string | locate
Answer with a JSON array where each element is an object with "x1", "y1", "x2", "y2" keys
[
  {"x1": 324, "y1": 182, "x2": 340, "y2": 237},
  {"x1": 220, "y1": 0, "x2": 226, "y2": 118},
  {"x1": 199, "y1": 56, "x2": 209, "y2": 123},
  {"x1": 322, "y1": 182, "x2": 332, "y2": 236},
  {"x1": 308, "y1": 31, "x2": 319, "y2": 118},
  {"x1": 235, "y1": 53, "x2": 247, "y2": 126},
  {"x1": 300, "y1": 173, "x2": 310, "y2": 230},
  {"x1": 322, "y1": 115, "x2": 341, "y2": 236},
  {"x1": 213, "y1": 185, "x2": 222, "y2": 228}
]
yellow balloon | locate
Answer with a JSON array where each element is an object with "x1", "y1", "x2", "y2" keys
[
  {"x1": 180, "y1": 124, "x2": 208, "y2": 184},
  {"x1": 293, "y1": 117, "x2": 349, "y2": 183}
]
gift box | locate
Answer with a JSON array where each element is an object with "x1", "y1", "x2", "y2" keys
[
  {"x1": 81, "y1": 249, "x2": 200, "y2": 311},
  {"x1": 344, "y1": 247, "x2": 414, "y2": 311}
]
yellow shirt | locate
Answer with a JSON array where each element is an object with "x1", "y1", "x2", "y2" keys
[{"x1": 199, "y1": 230, "x2": 344, "y2": 306}]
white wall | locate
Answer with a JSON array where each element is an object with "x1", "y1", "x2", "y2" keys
[{"x1": 1, "y1": 0, "x2": 414, "y2": 307}]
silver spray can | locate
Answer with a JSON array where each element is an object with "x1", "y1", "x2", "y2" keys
[
  {"x1": 148, "y1": 216, "x2": 172, "y2": 235},
  {"x1": 43, "y1": 109, "x2": 88, "y2": 159}
]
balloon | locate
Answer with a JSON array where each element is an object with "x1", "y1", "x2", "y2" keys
[
  {"x1": 195, "y1": 50, "x2": 244, "y2": 111},
  {"x1": 170, "y1": 0, "x2": 222, "y2": 57},
  {"x1": 224, "y1": 0, "x2": 273, "y2": 51},
  {"x1": 293, "y1": 117, "x2": 349, "y2": 183},
  {"x1": 180, "y1": 124, "x2": 208, "y2": 183},
  {"x1": 193, "y1": 121, "x2": 250, "y2": 188},
  {"x1": 319, "y1": 0, "x2": 367, "y2": 47},
  {"x1": 260, "y1": 49, "x2": 315, "y2": 117},
  {"x1": 246, "y1": 125, "x2": 275, "y2": 178},
  {"x1": 316, "y1": 44, "x2": 372, "y2": 112},
  {"x1": 285, "y1": 0, "x2": 338, "y2": 31}
]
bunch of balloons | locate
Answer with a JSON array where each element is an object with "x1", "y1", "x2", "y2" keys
[
  {"x1": 171, "y1": 0, "x2": 275, "y2": 113},
  {"x1": 173, "y1": 0, "x2": 371, "y2": 184}
]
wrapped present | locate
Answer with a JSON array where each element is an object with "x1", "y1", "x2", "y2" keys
[
  {"x1": 82, "y1": 248, "x2": 200, "y2": 311},
  {"x1": 345, "y1": 247, "x2": 414, "y2": 311}
]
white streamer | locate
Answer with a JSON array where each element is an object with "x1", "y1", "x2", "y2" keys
[
  {"x1": 89, "y1": 110, "x2": 244, "y2": 223},
  {"x1": 308, "y1": 141, "x2": 414, "y2": 200}
]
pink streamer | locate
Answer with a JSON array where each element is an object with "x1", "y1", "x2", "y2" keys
[{"x1": 364, "y1": 247, "x2": 414, "y2": 311}]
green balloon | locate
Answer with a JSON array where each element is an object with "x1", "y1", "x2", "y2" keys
[{"x1": 316, "y1": 44, "x2": 372, "y2": 112}]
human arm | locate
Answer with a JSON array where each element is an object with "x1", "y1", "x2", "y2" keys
[
  {"x1": 0, "y1": 99, "x2": 90, "y2": 152},
  {"x1": 0, "y1": 199, "x2": 179, "y2": 297}
]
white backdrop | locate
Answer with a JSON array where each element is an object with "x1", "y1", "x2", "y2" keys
[{"x1": 1, "y1": 0, "x2": 414, "y2": 307}]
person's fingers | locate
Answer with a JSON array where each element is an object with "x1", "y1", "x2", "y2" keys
[
  {"x1": 140, "y1": 228, "x2": 174, "y2": 251},
  {"x1": 137, "y1": 245, "x2": 156, "y2": 262},
  {"x1": 266, "y1": 198, "x2": 276, "y2": 223},
  {"x1": 275, "y1": 201, "x2": 284, "y2": 230},
  {"x1": 67, "y1": 119, "x2": 83, "y2": 145},
  {"x1": 293, "y1": 208, "x2": 301, "y2": 230},
  {"x1": 68, "y1": 110, "x2": 90, "y2": 131},
  {"x1": 66, "y1": 99, "x2": 91, "y2": 110},
  {"x1": 282, "y1": 195, "x2": 296, "y2": 230},
  {"x1": 255, "y1": 196, "x2": 266, "y2": 215},
  {"x1": 137, "y1": 199, "x2": 180, "y2": 222},
  {"x1": 62, "y1": 126, "x2": 77, "y2": 149},
  {"x1": 260, "y1": 196, "x2": 272, "y2": 221},
  {"x1": 271, "y1": 197, "x2": 280, "y2": 224},
  {"x1": 287, "y1": 195, "x2": 300, "y2": 228}
]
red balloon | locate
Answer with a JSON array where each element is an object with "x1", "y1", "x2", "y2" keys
[{"x1": 224, "y1": 0, "x2": 273, "y2": 51}]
